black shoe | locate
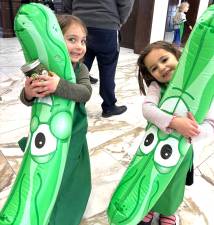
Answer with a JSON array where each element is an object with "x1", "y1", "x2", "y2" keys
[
  {"x1": 102, "y1": 105, "x2": 127, "y2": 118},
  {"x1": 89, "y1": 75, "x2": 98, "y2": 84}
]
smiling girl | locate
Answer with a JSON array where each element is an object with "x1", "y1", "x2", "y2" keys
[{"x1": 136, "y1": 41, "x2": 214, "y2": 225}]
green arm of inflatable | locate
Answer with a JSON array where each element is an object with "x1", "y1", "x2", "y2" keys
[
  {"x1": 0, "y1": 4, "x2": 75, "y2": 225},
  {"x1": 108, "y1": 5, "x2": 214, "y2": 225}
]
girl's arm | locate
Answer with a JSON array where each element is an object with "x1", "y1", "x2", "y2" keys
[
  {"x1": 54, "y1": 63, "x2": 92, "y2": 102},
  {"x1": 116, "y1": 0, "x2": 135, "y2": 25},
  {"x1": 142, "y1": 81, "x2": 199, "y2": 138},
  {"x1": 169, "y1": 112, "x2": 199, "y2": 138},
  {"x1": 142, "y1": 81, "x2": 174, "y2": 133}
]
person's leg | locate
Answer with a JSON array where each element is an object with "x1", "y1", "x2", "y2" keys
[
  {"x1": 96, "y1": 29, "x2": 118, "y2": 111},
  {"x1": 84, "y1": 30, "x2": 98, "y2": 84},
  {"x1": 88, "y1": 28, "x2": 126, "y2": 115},
  {"x1": 172, "y1": 29, "x2": 181, "y2": 47},
  {"x1": 84, "y1": 27, "x2": 126, "y2": 116}
]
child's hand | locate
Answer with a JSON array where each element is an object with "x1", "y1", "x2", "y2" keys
[
  {"x1": 36, "y1": 71, "x2": 60, "y2": 96},
  {"x1": 24, "y1": 76, "x2": 41, "y2": 100},
  {"x1": 24, "y1": 72, "x2": 60, "y2": 99},
  {"x1": 169, "y1": 112, "x2": 200, "y2": 138}
]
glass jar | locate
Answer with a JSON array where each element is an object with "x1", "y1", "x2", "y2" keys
[{"x1": 21, "y1": 59, "x2": 48, "y2": 79}]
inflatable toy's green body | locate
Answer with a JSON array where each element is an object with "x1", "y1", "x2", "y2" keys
[
  {"x1": 0, "y1": 3, "x2": 75, "y2": 225},
  {"x1": 108, "y1": 5, "x2": 214, "y2": 225}
]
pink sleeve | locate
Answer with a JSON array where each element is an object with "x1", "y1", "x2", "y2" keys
[{"x1": 142, "y1": 81, "x2": 173, "y2": 133}]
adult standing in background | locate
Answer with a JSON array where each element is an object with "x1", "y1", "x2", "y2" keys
[{"x1": 63, "y1": 0, "x2": 135, "y2": 117}]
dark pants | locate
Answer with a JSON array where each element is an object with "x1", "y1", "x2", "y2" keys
[{"x1": 84, "y1": 27, "x2": 119, "y2": 111}]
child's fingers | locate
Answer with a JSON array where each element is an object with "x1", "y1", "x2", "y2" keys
[
  {"x1": 39, "y1": 71, "x2": 57, "y2": 80},
  {"x1": 190, "y1": 120, "x2": 198, "y2": 129},
  {"x1": 188, "y1": 125, "x2": 200, "y2": 137},
  {"x1": 25, "y1": 76, "x2": 33, "y2": 84},
  {"x1": 37, "y1": 74, "x2": 49, "y2": 81},
  {"x1": 187, "y1": 111, "x2": 195, "y2": 121},
  {"x1": 31, "y1": 79, "x2": 48, "y2": 88},
  {"x1": 187, "y1": 112, "x2": 199, "y2": 127},
  {"x1": 190, "y1": 129, "x2": 200, "y2": 137},
  {"x1": 38, "y1": 91, "x2": 49, "y2": 97}
]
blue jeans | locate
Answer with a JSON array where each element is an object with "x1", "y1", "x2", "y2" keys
[{"x1": 172, "y1": 29, "x2": 181, "y2": 46}]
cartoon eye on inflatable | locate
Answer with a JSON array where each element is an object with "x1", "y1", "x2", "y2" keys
[
  {"x1": 140, "y1": 126, "x2": 158, "y2": 154},
  {"x1": 154, "y1": 138, "x2": 180, "y2": 167},
  {"x1": 31, "y1": 124, "x2": 57, "y2": 156}
]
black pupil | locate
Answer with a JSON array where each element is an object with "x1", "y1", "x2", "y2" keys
[
  {"x1": 161, "y1": 144, "x2": 172, "y2": 159},
  {"x1": 35, "y1": 132, "x2": 45, "y2": 149},
  {"x1": 144, "y1": 133, "x2": 154, "y2": 146}
]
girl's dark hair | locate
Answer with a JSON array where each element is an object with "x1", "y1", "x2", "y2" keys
[
  {"x1": 137, "y1": 41, "x2": 181, "y2": 95},
  {"x1": 56, "y1": 14, "x2": 87, "y2": 35}
]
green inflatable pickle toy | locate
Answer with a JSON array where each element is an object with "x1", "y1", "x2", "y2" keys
[
  {"x1": 108, "y1": 5, "x2": 214, "y2": 225},
  {"x1": 0, "y1": 3, "x2": 76, "y2": 225}
]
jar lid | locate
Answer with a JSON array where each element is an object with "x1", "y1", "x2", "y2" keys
[{"x1": 21, "y1": 59, "x2": 41, "y2": 73}]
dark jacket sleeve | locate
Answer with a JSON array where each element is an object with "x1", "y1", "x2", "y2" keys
[
  {"x1": 116, "y1": 0, "x2": 135, "y2": 25},
  {"x1": 62, "y1": 0, "x2": 73, "y2": 13}
]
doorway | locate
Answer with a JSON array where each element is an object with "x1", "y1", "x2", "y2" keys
[
  {"x1": 164, "y1": 0, "x2": 201, "y2": 45},
  {"x1": 164, "y1": 0, "x2": 179, "y2": 42}
]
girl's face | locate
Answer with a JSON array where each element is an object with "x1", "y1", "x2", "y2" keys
[
  {"x1": 144, "y1": 48, "x2": 178, "y2": 83},
  {"x1": 64, "y1": 23, "x2": 86, "y2": 66}
]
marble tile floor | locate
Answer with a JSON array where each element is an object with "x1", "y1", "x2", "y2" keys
[{"x1": 0, "y1": 37, "x2": 214, "y2": 225}]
